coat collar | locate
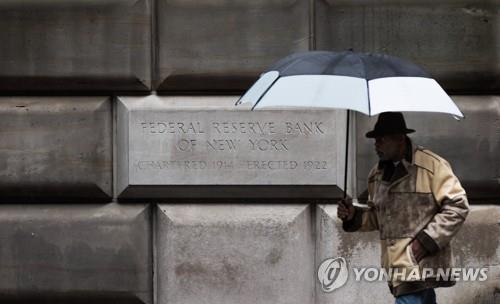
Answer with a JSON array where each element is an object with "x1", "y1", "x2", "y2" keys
[
  {"x1": 376, "y1": 137, "x2": 416, "y2": 185},
  {"x1": 377, "y1": 137, "x2": 414, "y2": 168}
]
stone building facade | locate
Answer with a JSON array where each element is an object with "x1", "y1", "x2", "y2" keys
[{"x1": 0, "y1": 1, "x2": 499, "y2": 303}]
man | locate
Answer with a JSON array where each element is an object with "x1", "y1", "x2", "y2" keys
[{"x1": 338, "y1": 112, "x2": 469, "y2": 304}]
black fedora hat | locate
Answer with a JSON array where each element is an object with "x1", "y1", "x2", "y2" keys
[{"x1": 365, "y1": 112, "x2": 415, "y2": 138}]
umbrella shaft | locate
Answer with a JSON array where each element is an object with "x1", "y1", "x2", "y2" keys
[{"x1": 344, "y1": 110, "x2": 350, "y2": 199}]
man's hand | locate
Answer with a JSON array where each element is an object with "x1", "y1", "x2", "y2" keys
[
  {"x1": 337, "y1": 199, "x2": 355, "y2": 222},
  {"x1": 410, "y1": 239, "x2": 427, "y2": 263}
]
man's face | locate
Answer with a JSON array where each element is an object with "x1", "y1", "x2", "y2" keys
[{"x1": 374, "y1": 134, "x2": 402, "y2": 161}]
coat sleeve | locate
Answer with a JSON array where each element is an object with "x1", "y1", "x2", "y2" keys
[
  {"x1": 416, "y1": 159, "x2": 469, "y2": 254},
  {"x1": 342, "y1": 204, "x2": 379, "y2": 232},
  {"x1": 343, "y1": 166, "x2": 379, "y2": 232}
]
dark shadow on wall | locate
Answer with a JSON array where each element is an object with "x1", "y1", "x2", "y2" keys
[{"x1": 0, "y1": 292, "x2": 146, "y2": 304}]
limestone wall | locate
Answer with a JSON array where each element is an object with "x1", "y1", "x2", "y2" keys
[{"x1": 0, "y1": 0, "x2": 499, "y2": 303}]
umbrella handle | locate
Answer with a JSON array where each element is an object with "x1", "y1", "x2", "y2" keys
[{"x1": 343, "y1": 109, "x2": 350, "y2": 199}]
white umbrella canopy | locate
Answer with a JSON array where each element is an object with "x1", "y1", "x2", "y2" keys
[
  {"x1": 237, "y1": 51, "x2": 464, "y2": 119},
  {"x1": 236, "y1": 51, "x2": 464, "y2": 198}
]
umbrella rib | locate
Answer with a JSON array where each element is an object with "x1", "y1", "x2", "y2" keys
[
  {"x1": 279, "y1": 56, "x2": 311, "y2": 75},
  {"x1": 366, "y1": 80, "x2": 371, "y2": 116},
  {"x1": 251, "y1": 76, "x2": 282, "y2": 111}
]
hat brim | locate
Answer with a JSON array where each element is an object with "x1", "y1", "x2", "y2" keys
[{"x1": 365, "y1": 128, "x2": 415, "y2": 138}]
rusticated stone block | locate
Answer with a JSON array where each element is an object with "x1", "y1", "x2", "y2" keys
[
  {"x1": 117, "y1": 96, "x2": 350, "y2": 199},
  {"x1": 0, "y1": 0, "x2": 151, "y2": 93},
  {"x1": 156, "y1": 204, "x2": 314, "y2": 304},
  {"x1": 437, "y1": 205, "x2": 500, "y2": 304},
  {"x1": 316, "y1": 204, "x2": 500, "y2": 304},
  {"x1": 0, "y1": 97, "x2": 112, "y2": 201},
  {"x1": 316, "y1": 0, "x2": 500, "y2": 93},
  {"x1": 0, "y1": 203, "x2": 152, "y2": 303},
  {"x1": 156, "y1": 0, "x2": 309, "y2": 92},
  {"x1": 316, "y1": 204, "x2": 388, "y2": 304}
]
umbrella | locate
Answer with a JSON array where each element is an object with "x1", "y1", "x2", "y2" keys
[{"x1": 235, "y1": 50, "x2": 464, "y2": 198}]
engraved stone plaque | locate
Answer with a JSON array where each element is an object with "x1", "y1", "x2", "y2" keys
[{"x1": 117, "y1": 96, "x2": 349, "y2": 198}]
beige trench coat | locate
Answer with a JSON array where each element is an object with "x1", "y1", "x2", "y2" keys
[{"x1": 343, "y1": 140, "x2": 469, "y2": 296}]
